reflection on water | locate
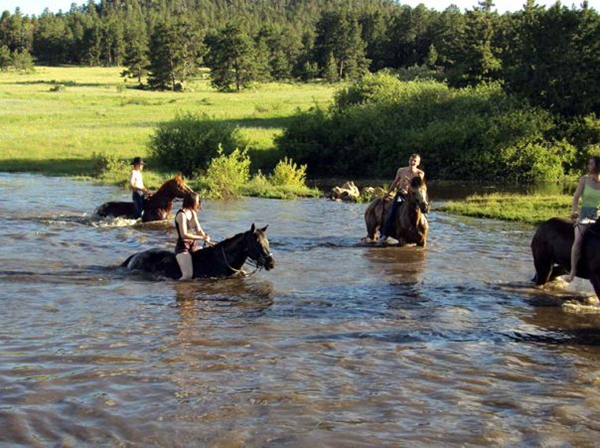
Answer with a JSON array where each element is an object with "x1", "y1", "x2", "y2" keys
[{"x1": 1, "y1": 172, "x2": 600, "y2": 445}]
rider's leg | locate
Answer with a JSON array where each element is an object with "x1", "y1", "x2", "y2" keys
[
  {"x1": 380, "y1": 193, "x2": 402, "y2": 239},
  {"x1": 176, "y1": 252, "x2": 193, "y2": 280},
  {"x1": 132, "y1": 192, "x2": 143, "y2": 218},
  {"x1": 565, "y1": 225, "x2": 586, "y2": 283}
]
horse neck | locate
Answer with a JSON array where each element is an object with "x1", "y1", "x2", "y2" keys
[
  {"x1": 146, "y1": 185, "x2": 176, "y2": 210},
  {"x1": 402, "y1": 195, "x2": 422, "y2": 226},
  {"x1": 214, "y1": 233, "x2": 248, "y2": 271}
]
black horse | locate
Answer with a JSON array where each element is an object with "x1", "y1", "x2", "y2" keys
[
  {"x1": 532, "y1": 217, "x2": 600, "y2": 298},
  {"x1": 122, "y1": 224, "x2": 275, "y2": 279}
]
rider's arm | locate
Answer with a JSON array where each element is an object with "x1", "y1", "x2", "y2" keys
[
  {"x1": 572, "y1": 176, "x2": 586, "y2": 218},
  {"x1": 192, "y1": 212, "x2": 211, "y2": 243},
  {"x1": 386, "y1": 168, "x2": 403, "y2": 196},
  {"x1": 176, "y1": 212, "x2": 204, "y2": 240}
]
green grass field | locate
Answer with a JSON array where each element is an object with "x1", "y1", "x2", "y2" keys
[
  {"x1": 437, "y1": 193, "x2": 572, "y2": 224},
  {"x1": 0, "y1": 66, "x2": 336, "y2": 186}
]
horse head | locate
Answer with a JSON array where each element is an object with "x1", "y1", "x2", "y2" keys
[
  {"x1": 152, "y1": 175, "x2": 193, "y2": 200},
  {"x1": 408, "y1": 176, "x2": 429, "y2": 214},
  {"x1": 243, "y1": 224, "x2": 275, "y2": 271}
]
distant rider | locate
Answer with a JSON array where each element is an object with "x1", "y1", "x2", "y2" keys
[
  {"x1": 379, "y1": 153, "x2": 425, "y2": 243},
  {"x1": 564, "y1": 156, "x2": 600, "y2": 283},
  {"x1": 129, "y1": 157, "x2": 150, "y2": 219},
  {"x1": 175, "y1": 192, "x2": 213, "y2": 280}
]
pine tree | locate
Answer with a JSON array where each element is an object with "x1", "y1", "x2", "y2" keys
[
  {"x1": 458, "y1": 0, "x2": 502, "y2": 86},
  {"x1": 121, "y1": 29, "x2": 148, "y2": 85},
  {"x1": 147, "y1": 21, "x2": 176, "y2": 90},
  {"x1": 147, "y1": 18, "x2": 202, "y2": 91},
  {"x1": 324, "y1": 52, "x2": 338, "y2": 82},
  {"x1": 0, "y1": 45, "x2": 11, "y2": 70},
  {"x1": 205, "y1": 22, "x2": 260, "y2": 92},
  {"x1": 314, "y1": 10, "x2": 369, "y2": 80}
]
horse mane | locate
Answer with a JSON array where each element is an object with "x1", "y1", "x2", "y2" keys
[
  {"x1": 410, "y1": 175, "x2": 426, "y2": 189},
  {"x1": 201, "y1": 230, "x2": 247, "y2": 254},
  {"x1": 155, "y1": 175, "x2": 185, "y2": 194}
]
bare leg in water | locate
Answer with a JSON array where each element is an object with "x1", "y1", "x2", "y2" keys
[
  {"x1": 176, "y1": 252, "x2": 193, "y2": 280},
  {"x1": 565, "y1": 225, "x2": 586, "y2": 283}
]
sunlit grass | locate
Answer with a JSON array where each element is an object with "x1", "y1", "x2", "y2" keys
[
  {"x1": 0, "y1": 66, "x2": 336, "y2": 184},
  {"x1": 437, "y1": 193, "x2": 572, "y2": 224}
]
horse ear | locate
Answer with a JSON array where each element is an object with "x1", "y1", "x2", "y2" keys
[
  {"x1": 250, "y1": 223, "x2": 256, "y2": 233},
  {"x1": 261, "y1": 225, "x2": 269, "y2": 232}
]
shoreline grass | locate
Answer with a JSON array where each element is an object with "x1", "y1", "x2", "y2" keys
[
  {"x1": 0, "y1": 66, "x2": 336, "y2": 197},
  {"x1": 437, "y1": 193, "x2": 572, "y2": 224}
]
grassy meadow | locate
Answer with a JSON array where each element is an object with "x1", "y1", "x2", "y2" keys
[
  {"x1": 437, "y1": 193, "x2": 573, "y2": 225},
  {"x1": 0, "y1": 66, "x2": 336, "y2": 187}
]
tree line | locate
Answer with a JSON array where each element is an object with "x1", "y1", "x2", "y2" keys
[{"x1": 0, "y1": 0, "x2": 599, "y2": 116}]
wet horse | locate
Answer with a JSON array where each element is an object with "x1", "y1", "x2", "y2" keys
[
  {"x1": 364, "y1": 176, "x2": 429, "y2": 246},
  {"x1": 96, "y1": 175, "x2": 193, "y2": 222},
  {"x1": 122, "y1": 224, "x2": 275, "y2": 279},
  {"x1": 532, "y1": 217, "x2": 600, "y2": 298}
]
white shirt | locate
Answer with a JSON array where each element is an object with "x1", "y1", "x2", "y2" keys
[{"x1": 129, "y1": 169, "x2": 144, "y2": 191}]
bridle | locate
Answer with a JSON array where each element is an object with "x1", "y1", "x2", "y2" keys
[{"x1": 219, "y1": 232, "x2": 273, "y2": 276}]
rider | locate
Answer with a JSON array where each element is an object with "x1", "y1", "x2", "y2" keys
[
  {"x1": 379, "y1": 153, "x2": 425, "y2": 243},
  {"x1": 564, "y1": 156, "x2": 600, "y2": 283},
  {"x1": 175, "y1": 192, "x2": 212, "y2": 280},
  {"x1": 129, "y1": 157, "x2": 150, "y2": 219}
]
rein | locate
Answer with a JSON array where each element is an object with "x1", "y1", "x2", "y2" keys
[{"x1": 218, "y1": 238, "x2": 265, "y2": 277}]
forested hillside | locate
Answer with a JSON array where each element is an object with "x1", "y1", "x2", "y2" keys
[{"x1": 0, "y1": 0, "x2": 598, "y2": 117}]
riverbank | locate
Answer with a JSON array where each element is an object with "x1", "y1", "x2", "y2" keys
[
  {"x1": 437, "y1": 193, "x2": 572, "y2": 224},
  {"x1": 0, "y1": 65, "x2": 335, "y2": 195}
]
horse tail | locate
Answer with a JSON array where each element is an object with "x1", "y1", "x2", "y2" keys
[
  {"x1": 95, "y1": 202, "x2": 109, "y2": 217},
  {"x1": 121, "y1": 253, "x2": 136, "y2": 268}
]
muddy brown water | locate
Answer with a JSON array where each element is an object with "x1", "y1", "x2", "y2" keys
[{"x1": 1, "y1": 173, "x2": 599, "y2": 446}]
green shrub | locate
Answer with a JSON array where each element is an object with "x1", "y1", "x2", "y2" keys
[
  {"x1": 149, "y1": 113, "x2": 246, "y2": 176},
  {"x1": 277, "y1": 72, "x2": 564, "y2": 181},
  {"x1": 270, "y1": 157, "x2": 308, "y2": 187},
  {"x1": 11, "y1": 49, "x2": 33, "y2": 72},
  {"x1": 91, "y1": 152, "x2": 130, "y2": 185},
  {"x1": 202, "y1": 147, "x2": 251, "y2": 198}
]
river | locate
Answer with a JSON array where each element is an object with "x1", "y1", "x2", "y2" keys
[{"x1": 1, "y1": 173, "x2": 599, "y2": 446}]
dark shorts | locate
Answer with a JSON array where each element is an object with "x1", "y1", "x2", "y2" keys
[{"x1": 175, "y1": 239, "x2": 199, "y2": 254}]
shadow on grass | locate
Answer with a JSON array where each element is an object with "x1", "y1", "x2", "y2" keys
[
  {"x1": 13, "y1": 80, "x2": 110, "y2": 87},
  {"x1": 0, "y1": 158, "x2": 96, "y2": 176},
  {"x1": 129, "y1": 116, "x2": 295, "y2": 130}
]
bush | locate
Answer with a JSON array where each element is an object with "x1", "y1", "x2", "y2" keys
[
  {"x1": 201, "y1": 147, "x2": 251, "y2": 198},
  {"x1": 149, "y1": 113, "x2": 246, "y2": 177},
  {"x1": 91, "y1": 152, "x2": 130, "y2": 184},
  {"x1": 270, "y1": 157, "x2": 308, "y2": 187},
  {"x1": 11, "y1": 49, "x2": 33, "y2": 72},
  {"x1": 277, "y1": 72, "x2": 565, "y2": 181}
]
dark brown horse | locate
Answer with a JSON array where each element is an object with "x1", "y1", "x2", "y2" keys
[
  {"x1": 364, "y1": 176, "x2": 429, "y2": 246},
  {"x1": 122, "y1": 224, "x2": 275, "y2": 279},
  {"x1": 531, "y1": 217, "x2": 600, "y2": 297},
  {"x1": 96, "y1": 175, "x2": 193, "y2": 222}
]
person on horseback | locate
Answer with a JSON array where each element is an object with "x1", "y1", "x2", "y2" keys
[
  {"x1": 379, "y1": 153, "x2": 425, "y2": 243},
  {"x1": 129, "y1": 157, "x2": 150, "y2": 219},
  {"x1": 564, "y1": 156, "x2": 600, "y2": 283},
  {"x1": 175, "y1": 192, "x2": 213, "y2": 280}
]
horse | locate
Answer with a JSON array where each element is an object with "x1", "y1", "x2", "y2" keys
[
  {"x1": 96, "y1": 175, "x2": 193, "y2": 222},
  {"x1": 531, "y1": 217, "x2": 600, "y2": 298},
  {"x1": 364, "y1": 176, "x2": 429, "y2": 247},
  {"x1": 122, "y1": 224, "x2": 275, "y2": 279}
]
